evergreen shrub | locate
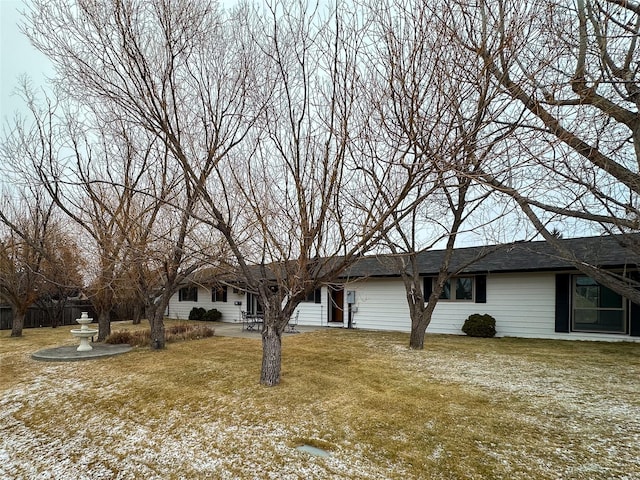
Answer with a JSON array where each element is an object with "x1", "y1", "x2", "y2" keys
[
  {"x1": 203, "y1": 308, "x2": 222, "y2": 322},
  {"x1": 462, "y1": 314, "x2": 496, "y2": 338},
  {"x1": 188, "y1": 307, "x2": 207, "y2": 320}
]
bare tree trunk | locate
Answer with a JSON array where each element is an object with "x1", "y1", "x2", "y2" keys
[
  {"x1": 97, "y1": 310, "x2": 110, "y2": 342},
  {"x1": 150, "y1": 317, "x2": 165, "y2": 350},
  {"x1": 148, "y1": 296, "x2": 170, "y2": 349},
  {"x1": 409, "y1": 299, "x2": 439, "y2": 350},
  {"x1": 408, "y1": 327, "x2": 425, "y2": 350},
  {"x1": 132, "y1": 303, "x2": 142, "y2": 325},
  {"x1": 408, "y1": 300, "x2": 426, "y2": 350},
  {"x1": 10, "y1": 306, "x2": 25, "y2": 337},
  {"x1": 50, "y1": 308, "x2": 60, "y2": 328},
  {"x1": 260, "y1": 320, "x2": 283, "y2": 387}
]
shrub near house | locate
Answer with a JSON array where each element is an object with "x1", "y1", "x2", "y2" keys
[
  {"x1": 189, "y1": 307, "x2": 221, "y2": 322},
  {"x1": 462, "y1": 314, "x2": 496, "y2": 338}
]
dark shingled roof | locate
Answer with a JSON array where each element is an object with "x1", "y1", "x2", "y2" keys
[{"x1": 341, "y1": 234, "x2": 640, "y2": 278}]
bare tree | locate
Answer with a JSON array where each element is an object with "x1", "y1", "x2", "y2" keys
[
  {"x1": 1, "y1": 85, "x2": 88, "y2": 335},
  {"x1": 184, "y1": 0, "x2": 426, "y2": 385},
  {"x1": 2, "y1": 82, "x2": 195, "y2": 343},
  {"x1": 358, "y1": 0, "x2": 518, "y2": 349},
  {"x1": 24, "y1": 0, "x2": 421, "y2": 384},
  {"x1": 0, "y1": 188, "x2": 56, "y2": 337},
  {"x1": 33, "y1": 223, "x2": 85, "y2": 328},
  {"x1": 445, "y1": 0, "x2": 640, "y2": 300},
  {"x1": 193, "y1": 0, "x2": 368, "y2": 384},
  {"x1": 51, "y1": 115, "x2": 204, "y2": 345},
  {"x1": 23, "y1": 0, "x2": 243, "y2": 346}
]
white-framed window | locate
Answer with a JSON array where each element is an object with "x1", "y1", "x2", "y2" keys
[
  {"x1": 439, "y1": 277, "x2": 474, "y2": 301},
  {"x1": 212, "y1": 285, "x2": 227, "y2": 302},
  {"x1": 304, "y1": 288, "x2": 322, "y2": 303},
  {"x1": 178, "y1": 286, "x2": 198, "y2": 302},
  {"x1": 573, "y1": 275, "x2": 626, "y2": 334}
]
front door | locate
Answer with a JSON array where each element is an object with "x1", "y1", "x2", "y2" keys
[{"x1": 329, "y1": 286, "x2": 344, "y2": 324}]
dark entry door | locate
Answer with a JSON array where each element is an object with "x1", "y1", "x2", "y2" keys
[{"x1": 329, "y1": 287, "x2": 344, "y2": 323}]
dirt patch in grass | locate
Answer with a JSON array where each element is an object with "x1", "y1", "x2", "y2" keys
[{"x1": 1, "y1": 326, "x2": 639, "y2": 479}]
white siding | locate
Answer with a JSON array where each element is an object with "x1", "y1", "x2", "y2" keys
[
  {"x1": 343, "y1": 279, "x2": 411, "y2": 331},
  {"x1": 167, "y1": 274, "x2": 639, "y2": 342},
  {"x1": 344, "y1": 273, "x2": 639, "y2": 342},
  {"x1": 414, "y1": 272, "x2": 559, "y2": 337},
  {"x1": 343, "y1": 273, "x2": 549, "y2": 336},
  {"x1": 167, "y1": 286, "x2": 328, "y2": 326},
  {"x1": 167, "y1": 286, "x2": 245, "y2": 322},
  {"x1": 292, "y1": 290, "x2": 327, "y2": 326},
  {"x1": 466, "y1": 272, "x2": 556, "y2": 338}
]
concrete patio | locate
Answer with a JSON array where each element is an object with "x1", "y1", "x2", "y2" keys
[{"x1": 211, "y1": 321, "x2": 324, "y2": 339}]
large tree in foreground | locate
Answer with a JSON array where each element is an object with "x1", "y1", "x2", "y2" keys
[
  {"x1": 22, "y1": 0, "x2": 445, "y2": 385},
  {"x1": 192, "y1": 0, "x2": 423, "y2": 385},
  {"x1": 447, "y1": 0, "x2": 640, "y2": 300},
  {"x1": 25, "y1": 0, "x2": 423, "y2": 385}
]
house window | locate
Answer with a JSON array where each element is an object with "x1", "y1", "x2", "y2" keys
[
  {"x1": 178, "y1": 286, "x2": 198, "y2": 302},
  {"x1": 573, "y1": 275, "x2": 626, "y2": 333},
  {"x1": 439, "y1": 277, "x2": 474, "y2": 301},
  {"x1": 304, "y1": 288, "x2": 322, "y2": 303},
  {"x1": 212, "y1": 286, "x2": 227, "y2": 303}
]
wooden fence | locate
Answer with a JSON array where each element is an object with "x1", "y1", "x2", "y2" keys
[{"x1": 0, "y1": 303, "x2": 97, "y2": 330}]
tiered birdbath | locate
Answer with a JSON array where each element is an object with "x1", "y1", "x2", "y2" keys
[{"x1": 70, "y1": 312, "x2": 98, "y2": 352}]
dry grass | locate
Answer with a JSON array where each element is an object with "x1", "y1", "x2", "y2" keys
[
  {"x1": 1, "y1": 322, "x2": 639, "y2": 479},
  {"x1": 105, "y1": 322, "x2": 215, "y2": 346}
]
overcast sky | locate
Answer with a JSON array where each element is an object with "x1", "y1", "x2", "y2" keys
[{"x1": 1, "y1": 0, "x2": 54, "y2": 123}]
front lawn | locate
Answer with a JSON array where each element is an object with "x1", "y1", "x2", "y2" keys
[{"x1": 1, "y1": 322, "x2": 638, "y2": 479}]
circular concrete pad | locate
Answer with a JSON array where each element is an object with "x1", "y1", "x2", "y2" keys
[{"x1": 32, "y1": 344, "x2": 132, "y2": 362}]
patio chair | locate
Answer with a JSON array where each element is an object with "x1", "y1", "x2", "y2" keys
[
  {"x1": 246, "y1": 315, "x2": 259, "y2": 331},
  {"x1": 243, "y1": 312, "x2": 262, "y2": 332}
]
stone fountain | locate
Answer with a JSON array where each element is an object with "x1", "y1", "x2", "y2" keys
[{"x1": 70, "y1": 312, "x2": 98, "y2": 352}]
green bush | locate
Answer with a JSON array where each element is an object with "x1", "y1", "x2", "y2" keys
[
  {"x1": 203, "y1": 308, "x2": 222, "y2": 322},
  {"x1": 462, "y1": 314, "x2": 496, "y2": 338},
  {"x1": 188, "y1": 307, "x2": 207, "y2": 320}
]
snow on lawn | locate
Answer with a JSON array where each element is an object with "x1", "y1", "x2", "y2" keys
[
  {"x1": 0, "y1": 364, "x2": 404, "y2": 480},
  {"x1": 1, "y1": 340, "x2": 639, "y2": 479},
  {"x1": 386, "y1": 341, "x2": 640, "y2": 479}
]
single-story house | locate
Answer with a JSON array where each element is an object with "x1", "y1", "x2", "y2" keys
[{"x1": 166, "y1": 234, "x2": 640, "y2": 342}]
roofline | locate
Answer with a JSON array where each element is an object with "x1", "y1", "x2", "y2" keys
[
  {"x1": 180, "y1": 233, "x2": 640, "y2": 284},
  {"x1": 337, "y1": 264, "x2": 636, "y2": 280}
]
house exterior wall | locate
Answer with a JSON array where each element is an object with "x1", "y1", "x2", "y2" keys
[
  {"x1": 166, "y1": 286, "x2": 245, "y2": 322},
  {"x1": 167, "y1": 273, "x2": 639, "y2": 341},
  {"x1": 344, "y1": 273, "x2": 639, "y2": 342},
  {"x1": 341, "y1": 278, "x2": 411, "y2": 331},
  {"x1": 291, "y1": 290, "x2": 327, "y2": 326},
  {"x1": 166, "y1": 286, "x2": 328, "y2": 325}
]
